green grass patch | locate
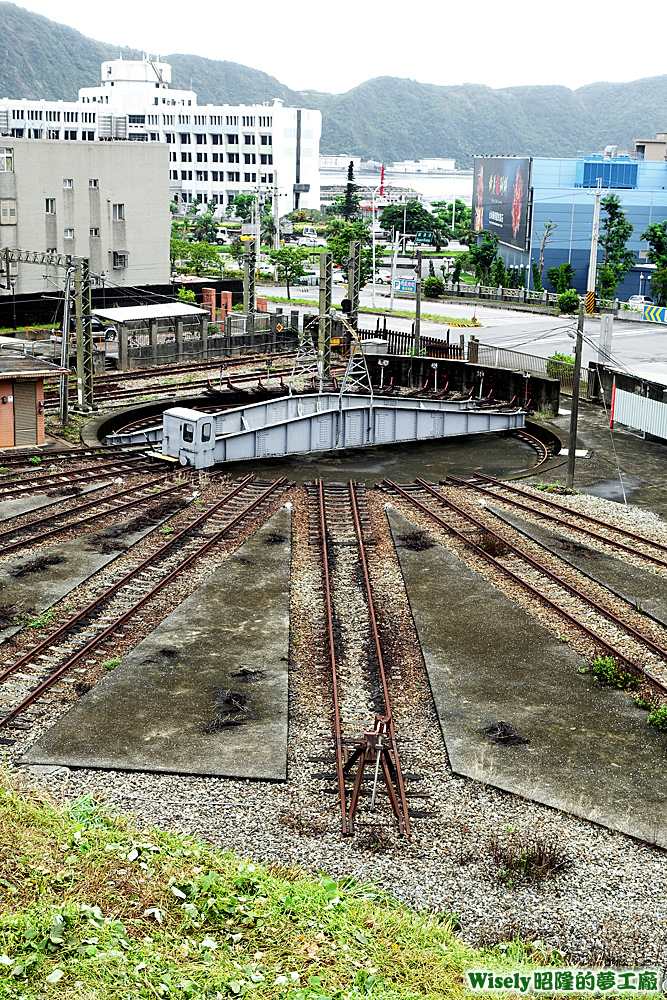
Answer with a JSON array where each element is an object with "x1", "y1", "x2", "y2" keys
[
  {"x1": 101, "y1": 658, "x2": 122, "y2": 671},
  {"x1": 647, "y1": 704, "x2": 667, "y2": 731},
  {"x1": 588, "y1": 656, "x2": 640, "y2": 691},
  {"x1": 0, "y1": 777, "x2": 545, "y2": 999},
  {"x1": 263, "y1": 298, "x2": 481, "y2": 328}
]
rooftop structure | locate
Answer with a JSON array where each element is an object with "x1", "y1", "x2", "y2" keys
[{"x1": 0, "y1": 56, "x2": 321, "y2": 215}]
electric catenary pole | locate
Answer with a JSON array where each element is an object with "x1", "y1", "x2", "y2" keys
[{"x1": 586, "y1": 179, "x2": 602, "y2": 315}]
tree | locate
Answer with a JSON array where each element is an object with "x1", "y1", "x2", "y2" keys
[
  {"x1": 379, "y1": 201, "x2": 439, "y2": 237},
  {"x1": 341, "y1": 160, "x2": 360, "y2": 222},
  {"x1": 558, "y1": 289, "x2": 579, "y2": 313},
  {"x1": 177, "y1": 286, "x2": 196, "y2": 303},
  {"x1": 531, "y1": 261, "x2": 543, "y2": 292},
  {"x1": 547, "y1": 262, "x2": 575, "y2": 294},
  {"x1": 230, "y1": 194, "x2": 254, "y2": 221},
  {"x1": 598, "y1": 194, "x2": 634, "y2": 295},
  {"x1": 431, "y1": 199, "x2": 472, "y2": 242},
  {"x1": 182, "y1": 242, "x2": 221, "y2": 277},
  {"x1": 423, "y1": 276, "x2": 445, "y2": 298},
  {"x1": 269, "y1": 246, "x2": 311, "y2": 300},
  {"x1": 326, "y1": 221, "x2": 374, "y2": 286},
  {"x1": 489, "y1": 256, "x2": 507, "y2": 287},
  {"x1": 466, "y1": 231, "x2": 499, "y2": 283},
  {"x1": 650, "y1": 266, "x2": 667, "y2": 306},
  {"x1": 641, "y1": 221, "x2": 667, "y2": 268},
  {"x1": 192, "y1": 211, "x2": 218, "y2": 243},
  {"x1": 536, "y1": 219, "x2": 558, "y2": 279}
]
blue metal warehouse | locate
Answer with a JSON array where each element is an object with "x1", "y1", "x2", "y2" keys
[{"x1": 472, "y1": 153, "x2": 667, "y2": 300}]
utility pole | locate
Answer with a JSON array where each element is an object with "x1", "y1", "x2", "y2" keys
[
  {"x1": 586, "y1": 178, "x2": 602, "y2": 315},
  {"x1": 348, "y1": 240, "x2": 361, "y2": 331},
  {"x1": 243, "y1": 240, "x2": 256, "y2": 317},
  {"x1": 598, "y1": 313, "x2": 613, "y2": 365},
  {"x1": 59, "y1": 266, "x2": 72, "y2": 425},
  {"x1": 319, "y1": 251, "x2": 333, "y2": 379},
  {"x1": 414, "y1": 250, "x2": 422, "y2": 357},
  {"x1": 566, "y1": 300, "x2": 585, "y2": 489},
  {"x1": 272, "y1": 169, "x2": 280, "y2": 251},
  {"x1": 74, "y1": 261, "x2": 85, "y2": 410},
  {"x1": 388, "y1": 232, "x2": 400, "y2": 311}
]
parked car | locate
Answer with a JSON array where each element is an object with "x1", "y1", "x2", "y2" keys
[
  {"x1": 298, "y1": 234, "x2": 328, "y2": 247},
  {"x1": 627, "y1": 294, "x2": 653, "y2": 307},
  {"x1": 51, "y1": 316, "x2": 118, "y2": 343}
]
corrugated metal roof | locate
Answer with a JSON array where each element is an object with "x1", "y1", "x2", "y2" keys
[
  {"x1": 92, "y1": 304, "x2": 207, "y2": 322},
  {"x1": 0, "y1": 354, "x2": 66, "y2": 376}
]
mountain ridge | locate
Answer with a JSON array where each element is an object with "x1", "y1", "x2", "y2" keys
[{"x1": 1, "y1": 2, "x2": 665, "y2": 166}]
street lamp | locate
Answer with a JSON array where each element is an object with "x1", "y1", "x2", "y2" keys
[
  {"x1": 639, "y1": 272, "x2": 644, "y2": 297},
  {"x1": 100, "y1": 270, "x2": 106, "y2": 309},
  {"x1": 358, "y1": 183, "x2": 381, "y2": 308},
  {"x1": 9, "y1": 275, "x2": 16, "y2": 332}
]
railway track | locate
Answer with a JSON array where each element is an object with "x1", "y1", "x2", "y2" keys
[
  {"x1": 0, "y1": 445, "x2": 141, "y2": 471},
  {"x1": 43, "y1": 364, "x2": 299, "y2": 408},
  {"x1": 380, "y1": 478, "x2": 667, "y2": 698},
  {"x1": 0, "y1": 475, "x2": 290, "y2": 734},
  {"x1": 43, "y1": 349, "x2": 300, "y2": 392},
  {"x1": 449, "y1": 473, "x2": 667, "y2": 570},
  {"x1": 307, "y1": 478, "x2": 410, "y2": 836},
  {"x1": 0, "y1": 453, "x2": 156, "y2": 500},
  {"x1": 0, "y1": 470, "x2": 191, "y2": 555}
]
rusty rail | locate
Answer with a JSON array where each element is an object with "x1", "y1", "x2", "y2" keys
[
  {"x1": 382, "y1": 478, "x2": 667, "y2": 695},
  {"x1": 0, "y1": 475, "x2": 289, "y2": 728}
]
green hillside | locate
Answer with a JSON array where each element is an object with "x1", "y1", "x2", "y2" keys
[{"x1": 1, "y1": 1, "x2": 665, "y2": 166}]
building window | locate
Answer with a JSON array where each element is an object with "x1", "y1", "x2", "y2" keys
[
  {"x1": 0, "y1": 148, "x2": 13, "y2": 172},
  {"x1": 89, "y1": 227, "x2": 99, "y2": 237},
  {"x1": 64, "y1": 228, "x2": 74, "y2": 239},
  {"x1": 63, "y1": 178, "x2": 73, "y2": 188},
  {"x1": 226, "y1": 115, "x2": 238, "y2": 126},
  {"x1": 64, "y1": 130, "x2": 77, "y2": 140},
  {"x1": 89, "y1": 178, "x2": 98, "y2": 188},
  {"x1": 112, "y1": 251, "x2": 128, "y2": 269},
  {"x1": 244, "y1": 172, "x2": 251, "y2": 182},
  {"x1": 179, "y1": 133, "x2": 191, "y2": 144},
  {"x1": 64, "y1": 111, "x2": 78, "y2": 122},
  {"x1": 47, "y1": 129, "x2": 59, "y2": 139},
  {"x1": 227, "y1": 171, "x2": 240, "y2": 182},
  {"x1": 242, "y1": 116, "x2": 255, "y2": 127},
  {"x1": 128, "y1": 114, "x2": 146, "y2": 124},
  {"x1": 252, "y1": 172, "x2": 256, "y2": 182},
  {"x1": 164, "y1": 132, "x2": 174, "y2": 143},
  {"x1": 171, "y1": 170, "x2": 178, "y2": 179},
  {"x1": 112, "y1": 203, "x2": 124, "y2": 220},
  {"x1": 226, "y1": 134, "x2": 238, "y2": 145},
  {"x1": 268, "y1": 173, "x2": 273, "y2": 183},
  {"x1": 260, "y1": 134, "x2": 272, "y2": 145},
  {"x1": 211, "y1": 171, "x2": 219, "y2": 181},
  {"x1": 243, "y1": 134, "x2": 255, "y2": 145},
  {"x1": 227, "y1": 152, "x2": 239, "y2": 164},
  {"x1": 211, "y1": 134, "x2": 222, "y2": 145},
  {"x1": 259, "y1": 116, "x2": 272, "y2": 127},
  {"x1": 45, "y1": 198, "x2": 56, "y2": 214},
  {"x1": 0, "y1": 200, "x2": 17, "y2": 225},
  {"x1": 195, "y1": 134, "x2": 206, "y2": 144},
  {"x1": 84, "y1": 131, "x2": 95, "y2": 141}
]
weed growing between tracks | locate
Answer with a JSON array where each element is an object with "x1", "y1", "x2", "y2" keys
[{"x1": 0, "y1": 776, "x2": 529, "y2": 999}]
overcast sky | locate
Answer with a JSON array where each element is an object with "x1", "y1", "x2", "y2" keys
[{"x1": 19, "y1": 0, "x2": 667, "y2": 93}]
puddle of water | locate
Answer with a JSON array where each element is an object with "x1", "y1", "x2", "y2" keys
[
  {"x1": 216, "y1": 432, "x2": 536, "y2": 486},
  {"x1": 580, "y1": 476, "x2": 643, "y2": 504}
]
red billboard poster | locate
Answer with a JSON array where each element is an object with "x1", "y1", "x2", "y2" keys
[{"x1": 472, "y1": 157, "x2": 531, "y2": 250}]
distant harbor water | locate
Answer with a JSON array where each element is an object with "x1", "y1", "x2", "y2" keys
[{"x1": 320, "y1": 167, "x2": 473, "y2": 207}]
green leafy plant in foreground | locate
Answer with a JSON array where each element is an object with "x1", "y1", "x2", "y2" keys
[
  {"x1": 588, "y1": 656, "x2": 639, "y2": 691},
  {"x1": 647, "y1": 704, "x2": 667, "y2": 731},
  {"x1": 0, "y1": 776, "x2": 526, "y2": 999}
]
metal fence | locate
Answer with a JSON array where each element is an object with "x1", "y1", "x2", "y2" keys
[
  {"x1": 472, "y1": 341, "x2": 586, "y2": 395},
  {"x1": 358, "y1": 328, "x2": 465, "y2": 359}
]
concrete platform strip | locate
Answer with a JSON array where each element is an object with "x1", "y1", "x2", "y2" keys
[
  {"x1": 0, "y1": 481, "x2": 108, "y2": 523},
  {"x1": 0, "y1": 507, "x2": 182, "y2": 645},
  {"x1": 25, "y1": 506, "x2": 291, "y2": 780},
  {"x1": 387, "y1": 506, "x2": 667, "y2": 848},
  {"x1": 488, "y1": 505, "x2": 667, "y2": 629}
]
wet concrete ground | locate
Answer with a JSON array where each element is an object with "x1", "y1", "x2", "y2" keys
[
  {"x1": 0, "y1": 482, "x2": 107, "y2": 522},
  {"x1": 528, "y1": 400, "x2": 667, "y2": 519},
  {"x1": 27, "y1": 508, "x2": 292, "y2": 780},
  {"x1": 215, "y1": 430, "x2": 537, "y2": 487},
  {"x1": 388, "y1": 508, "x2": 667, "y2": 847}
]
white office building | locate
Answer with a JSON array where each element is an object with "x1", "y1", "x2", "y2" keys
[{"x1": 0, "y1": 56, "x2": 321, "y2": 216}]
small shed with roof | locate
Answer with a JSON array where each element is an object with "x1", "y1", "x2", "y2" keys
[{"x1": 0, "y1": 354, "x2": 66, "y2": 449}]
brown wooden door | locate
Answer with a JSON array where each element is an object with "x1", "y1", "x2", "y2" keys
[{"x1": 13, "y1": 380, "x2": 37, "y2": 447}]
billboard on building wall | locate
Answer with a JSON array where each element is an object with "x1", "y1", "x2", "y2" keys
[{"x1": 472, "y1": 157, "x2": 531, "y2": 250}]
